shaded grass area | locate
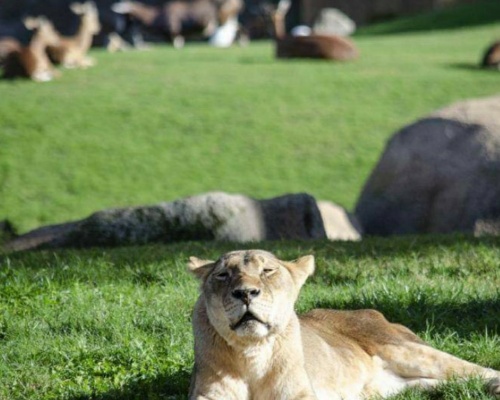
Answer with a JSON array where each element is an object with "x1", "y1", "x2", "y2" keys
[
  {"x1": 1, "y1": 236, "x2": 500, "y2": 399},
  {"x1": 1, "y1": 22, "x2": 500, "y2": 234},
  {"x1": 357, "y1": 0, "x2": 500, "y2": 35}
]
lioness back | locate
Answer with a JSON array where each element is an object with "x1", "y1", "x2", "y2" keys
[{"x1": 300, "y1": 309, "x2": 425, "y2": 354}]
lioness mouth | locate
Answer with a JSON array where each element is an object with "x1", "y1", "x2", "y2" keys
[{"x1": 231, "y1": 312, "x2": 268, "y2": 330}]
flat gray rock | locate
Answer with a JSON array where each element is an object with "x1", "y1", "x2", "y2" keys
[{"x1": 4, "y1": 192, "x2": 329, "y2": 251}]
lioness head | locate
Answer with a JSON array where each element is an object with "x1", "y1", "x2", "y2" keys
[{"x1": 189, "y1": 250, "x2": 314, "y2": 343}]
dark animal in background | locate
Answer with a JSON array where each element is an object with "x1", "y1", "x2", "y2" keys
[
  {"x1": 47, "y1": 1, "x2": 101, "y2": 68},
  {"x1": 481, "y1": 41, "x2": 500, "y2": 69},
  {"x1": 237, "y1": 0, "x2": 281, "y2": 40},
  {"x1": 1, "y1": 17, "x2": 61, "y2": 81},
  {"x1": 111, "y1": 0, "x2": 243, "y2": 48},
  {"x1": 94, "y1": 4, "x2": 146, "y2": 52},
  {"x1": 272, "y1": 0, "x2": 359, "y2": 61}
]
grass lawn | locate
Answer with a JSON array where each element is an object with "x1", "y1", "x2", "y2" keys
[
  {"x1": 1, "y1": 2, "x2": 500, "y2": 234},
  {"x1": 1, "y1": 236, "x2": 500, "y2": 399},
  {"x1": 1, "y1": 1, "x2": 500, "y2": 399}
]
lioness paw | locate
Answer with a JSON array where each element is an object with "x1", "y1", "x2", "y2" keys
[{"x1": 488, "y1": 377, "x2": 500, "y2": 397}]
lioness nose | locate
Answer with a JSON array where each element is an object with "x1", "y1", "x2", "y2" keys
[{"x1": 231, "y1": 288, "x2": 261, "y2": 304}]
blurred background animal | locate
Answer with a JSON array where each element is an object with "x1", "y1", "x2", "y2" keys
[
  {"x1": 96, "y1": 3, "x2": 146, "y2": 52},
  {"x1": 1, "y1": 17, "x2": 61, "y2": 81},
  {"x1": 47, "y1": 1, "x2": 101, "y2": 68},
  {"x1": 112, "y1": 0, "x2": 244, "y2": 48},
  {"x1": 481, "y1": 40, "x2": 500, "y2": 69},
  {"x1": 272, "y1": 0, "x2": 359, "y2": 61}
]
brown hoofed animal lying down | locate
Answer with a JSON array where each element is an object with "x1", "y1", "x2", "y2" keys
[
  {"x1": 47, "y1": 1, "x2": 101, "y2": 68},
  {"x1": 112, "y1": 0, "x2": 243, "y2": 49},
  {"x1": 1, "y1": 17, "x2": 61, "y2": 82},
  {"x1": 272, "y1": 0, "x2": 358, "y2": 61},
  {"x1": 188, "y1": 249, "x2": 500, "y2": 399},
  {"x1": 276, "y1": 35, "x2": 359, "y2": 61},
  {"x1": 481, "y1": 41, "x2": 500, "y2": 69},
  {"x1": 0, "y1": 38, "x2": 19, "y2": 67}
]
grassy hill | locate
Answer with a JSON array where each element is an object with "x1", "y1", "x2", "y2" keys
[
  {"x1": 1, "y1": 6, "x2": 499, "y2": 234},
  {"x1": 1, "y1": 2, "x2": 500, "y2": 399}
]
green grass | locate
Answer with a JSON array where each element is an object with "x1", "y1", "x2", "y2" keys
[
  {"x1": 1, "y1": 16, "x2": 500, "y2": 233},
  {"x1": 1, "y1": 236, "x2": 499, "y2": 399},
  {"x1": 357, "y1": 0, "x2": 500, "y2": 35}
]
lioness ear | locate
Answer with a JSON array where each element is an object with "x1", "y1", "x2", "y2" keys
[
  {"x1": 286, "y1": 255, "x2": 315, "y2": 288},
  {"x1": 188, "y1": 256, "x2": 214, "y2": 280}
]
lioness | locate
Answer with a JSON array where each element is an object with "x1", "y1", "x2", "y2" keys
[{"x1": 188, "y1": 250, "x2": 500, "y2": 400}]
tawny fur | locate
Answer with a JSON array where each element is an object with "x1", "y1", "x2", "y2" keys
[
  {"x1": 481, "y1": 40, "x2": 500, "y2": 69},
  {"x1": 272, "y1": 0, "x2": 358, "y2": 61},
  {"x1": 215, "y1": 0, "x2": 244, "y2": 25},
  {"x1": 47, "y1": 1, "x2": 101, "y2": 68},
  {"x1": 188, "y1": 249, "x2": 500, "y2": 400},
  {"x1": 0, "y1": 38, "x2": 21, "y2": 66},
  {"x1": 1, "y1": 17, "x2": 61, "y2": 82},
  {"x1": 112, "y1": 0, "x2": 243, "y2": 48}
]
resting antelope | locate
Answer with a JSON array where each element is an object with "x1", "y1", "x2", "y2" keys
[
  {"x1": 111, "y1": 0, "x2": 244, "y2": 48},
  {"x1": 0, "y1": 38, "x2": 19, "y2": 67},
  {"x1": 481, "y1": 40, "x2": 500, "y2": 69},
  {"x1": 272, "y1": 0, "x2": 359, "y2": 61},
  {"x1": 0, "y1": 17, "x2": 61, "y2": 82},
  {"x1": 47, "y1": 1, "x2": 101, "y2": 68}
]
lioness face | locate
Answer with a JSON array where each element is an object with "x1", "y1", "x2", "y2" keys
[{"x1": 189, "y1": 250, "x2": 315, "y2": 342}]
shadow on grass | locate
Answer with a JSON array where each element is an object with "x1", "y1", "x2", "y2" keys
[
  {"x1": 310, "y1": 234, "x2": 500, "y2": 265},
  {"x1": 356, "y1": 0, "x2": 500, "y2": 36},
  {"x1": 70, "y1": 368, "x2": 190, "y2": 400},
  {"x1": 2, "y1": 234, "x2": 500, "y2": 269},
  {"x1": 446, "y1": 62, "x2": 500, "y2": 73},
  {"x1": 446, "y1": 62, "x2": 483, "y2": 71}
]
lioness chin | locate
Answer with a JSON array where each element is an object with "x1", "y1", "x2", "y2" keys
[{"x1": 188, "y1": 249, "x2": 500, "y2": 400}]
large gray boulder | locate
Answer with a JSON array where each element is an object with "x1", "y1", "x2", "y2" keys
[
  {"x1": 355, "y1": 95, "x2": 500, "y2": 236},
  {"x1": 4, "y1": 192, "x2": 329, "y2": 251}
]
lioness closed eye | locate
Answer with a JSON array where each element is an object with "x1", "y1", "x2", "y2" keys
[{"x1": 188, "y1": 249, "x2": 500, "y2": 400}]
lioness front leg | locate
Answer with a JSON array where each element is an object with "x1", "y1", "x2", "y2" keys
[
  {"x1": 263, "y1": 375, "x2": 318, "y2": 400},
  {"x1": 189, "y1": 368, "x2": 248, "y2": 400},
  {"x1": 190, "y1": 374, "x2": 317, "y2": 400},
  {"x1": 189, "y1": 380, "x2": 247, "y2": 400},
  {"x1": 378, "y1": 342, "x2": 500, "y2": 395}
]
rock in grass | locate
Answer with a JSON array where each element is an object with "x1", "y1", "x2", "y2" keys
[
  {"x1": 355, "y1": 95, "x2": 500, "y2": 236},
  {"x1": 317, "y1": 201, "x2": 361, "y2": 241},
  {"x1": 4, "y1": 192, "x2": 334, "y2": 251}
]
